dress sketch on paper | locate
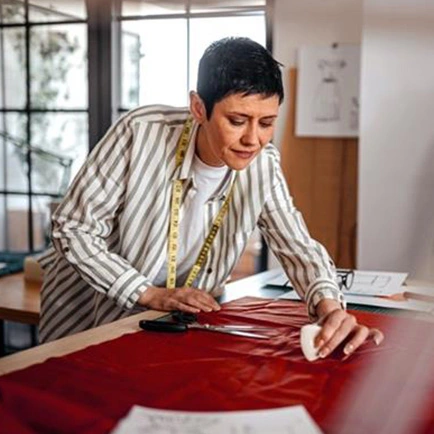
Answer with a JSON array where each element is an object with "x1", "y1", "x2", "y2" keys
[
  {"x1": 295, "y1": 44, "x2": 361, "y2": 137},
  {"x1": 313, "y1": 59, "x2": 346, "y2": 123},
  {"x1": 353, "y1": 273, "x2": 392, "y2": 289}
]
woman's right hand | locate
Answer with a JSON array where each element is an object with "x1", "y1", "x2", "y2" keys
[{"x1": 139, "y1": 286, "x2": 221, "y2": 313}]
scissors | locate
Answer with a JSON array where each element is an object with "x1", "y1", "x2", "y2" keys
[{"x1": 139, "y1": 311, "x2": 271, "y2": 340}]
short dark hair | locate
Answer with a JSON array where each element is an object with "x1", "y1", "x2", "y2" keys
[{"x1": 197, "y1": 37, "x2": 284, "y2": 119}]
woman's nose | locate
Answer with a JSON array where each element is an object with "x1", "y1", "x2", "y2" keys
[{"x1": 241, "y1": 126, "x2": 260, "y2": 147}]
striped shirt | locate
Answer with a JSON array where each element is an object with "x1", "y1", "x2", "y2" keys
[{"x1": 38, "y1": 105, "x2": 343, "y2": 343}]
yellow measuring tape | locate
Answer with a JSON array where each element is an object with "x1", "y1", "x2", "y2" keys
[{"x1": 166, "y1": 116, "x2": 237, "y2": 289}]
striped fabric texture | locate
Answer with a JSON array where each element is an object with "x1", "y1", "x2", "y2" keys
[{"x1": 38, "y1": 105, "x2": 343, "y2": 343}]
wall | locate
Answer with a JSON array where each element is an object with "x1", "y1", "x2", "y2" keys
[
  {"x1": 280, "y1": 69, "x2": 359, "y2": 268},
  {"x1": 270, "y1": 0, "x2": 363, "y2": 268},
  {"x1": 358, "y1": 0, "x2": 434, "y2": 281}
]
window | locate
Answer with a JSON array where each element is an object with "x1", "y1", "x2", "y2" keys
[
  {"x1": 0, "y1": 0, "x2": 88, "y2": 252},
  {"x1": 117, "y1": 0, "x2": 267, "y2": 112}
]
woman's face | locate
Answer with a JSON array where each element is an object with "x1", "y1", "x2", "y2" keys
[{"x1": 191, "y1": 92, "x2": 280, "y2": 170}]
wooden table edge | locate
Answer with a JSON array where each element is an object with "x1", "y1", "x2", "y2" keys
[{"x1": 0, "y1": 309, "x2": 165, "y2": 376}]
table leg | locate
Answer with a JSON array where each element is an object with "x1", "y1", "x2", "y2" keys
[
  {"x1": 0, "y1": 320, "x2": 5, "y2": 357},
  {"x1": 30, "y1": 324, "x2": 38, "y2": 346}
]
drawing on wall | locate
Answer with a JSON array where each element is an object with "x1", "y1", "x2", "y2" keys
[
  {"x1": 313, "y1": 58, "x2": 346, "y2": 122},
  {"x1": 296, "y1": 44, "x2": 361, "y2": 138}
]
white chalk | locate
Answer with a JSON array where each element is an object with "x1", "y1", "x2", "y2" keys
[{"x1": 300, "y1": 323, "x2": 322, "y2": 362}]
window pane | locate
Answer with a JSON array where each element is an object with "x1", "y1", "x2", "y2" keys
[
  {"x1": 31, "y1": 195, "x2": 51, "y2": 250},
  {"x1": 3, "y1": 194, "x2": 48, "y2": 252},
  {"x1": 0, "y1": 112, "x2": 28, "y2": 193},
  {"x1": 189, "y1": 15, "x2": 266, "y2": 91},
  {"x1": 190, "y1": 0, "x2": 265, "y2": 13},
  {"x1": 4, "y1": 195, "x2": 29, "y2": 252},
  {"x1": 0, "y1": 1, "x2": 25, "y2": 23},
  {"x1": 122, "y1": 29, "x2": 141, "y2": 108},
  {"x1": 30, "y1": 24, "x2": 87, "y2": 110},
  {"x1": 0, "y1": 27, "x2": 26, "y2": 109},
  {"x1": 0, "y1": 194, "x2": 5, "y2": 249},
  {"x1": 30, "y1": 112, "x2": 88, "y2": 195},
  {"x1": 121, "y1": 19, "x2": 188, "y2": 109},
  {"x1": 121, "y1": 1, "x2": 186, "y2": 17},
  {"x1": 29, "y1": 0, "x2": 86, "y2": 22}
]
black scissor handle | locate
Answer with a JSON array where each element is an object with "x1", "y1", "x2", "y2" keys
[
  {"x1": 172, "y1": 311, "x2": 197, "y2": 324},
  {"x1": 139, "y1": 320, "x2": 187, "y2": 333}
]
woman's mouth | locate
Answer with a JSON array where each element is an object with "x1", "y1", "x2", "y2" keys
[{"x1": 232, "y1": 150, "x2": 255, "y2": 159}]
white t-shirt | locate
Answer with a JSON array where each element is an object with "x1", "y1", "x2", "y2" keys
[{"x1": 154, "y1": 155, "x2": 229, "y2": 287}]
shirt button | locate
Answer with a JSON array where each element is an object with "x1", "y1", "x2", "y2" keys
[{"x1": 207, "y1": 268, "x2": 213, "y2": 274}]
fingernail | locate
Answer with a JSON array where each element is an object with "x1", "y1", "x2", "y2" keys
[
  {"x1": 374, "y1": 336, "x2": 381, "y2": 346},
  {"x1": 344, "y1": 344, "x2": 354, "y2": 355},
  {"x1": 319, "y1": 347, "x2": 329, "y2": 358},
  {"x1": 316, "y1": 339, "x2": 324, "y2": 348}
]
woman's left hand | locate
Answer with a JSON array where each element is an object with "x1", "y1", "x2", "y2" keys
[{"x1": 314, "y1": 299, "x2": 384, "y2": 358}]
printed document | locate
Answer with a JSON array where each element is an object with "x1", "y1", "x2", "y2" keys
[
  {"x1": 112, "y1": 405, "x2": 323, "y2": 434},
  {"x1": 270, "y1": 269, "x2": 407, "y2": 297}
]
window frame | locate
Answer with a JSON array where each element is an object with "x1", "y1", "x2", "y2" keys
[
  {"x1": 112, "y1": 0, "x2": 271, "y2": 115},
  {"x1": 0, "y1": 0, "x2": 88, "y2": 252}
]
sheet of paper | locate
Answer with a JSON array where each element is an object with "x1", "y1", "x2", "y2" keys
[
  {"x1": 402, "y1": 285, "x2": 434, "y2": 298},
  {"x1": 348, "y1": 270, "x2": 408, "y2": 296},
  {"x1": 269, "y1": 269, "x2": 408, "y2": 296},
  {"x1": 266, "y1": 272, "x2": 291, "y2": 287},
  {"x1": 278, "y1": 284, "x2": 434, "y2": 313},
  {"x1": 343, "y1": 293, "x2": 433, "y2": 312},
  {"x1": 112, "y1": 405, "x2": 323, "y2": 434}
]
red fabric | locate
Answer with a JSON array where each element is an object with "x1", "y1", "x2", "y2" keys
[{"x1": 1, "y1": 297, "x2": 434, "y2": 433}]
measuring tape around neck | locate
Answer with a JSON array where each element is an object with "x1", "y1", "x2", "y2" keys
[{"x1": 166, "y1": 116, "x2": 237, "y2": 289}]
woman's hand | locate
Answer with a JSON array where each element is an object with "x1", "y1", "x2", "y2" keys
[
  {"x1": 139, "y1": 286, "x2": 221, "y2": 313},
  {"x1": 314, "y1": 299, "x2": 384, "y2": 358}
]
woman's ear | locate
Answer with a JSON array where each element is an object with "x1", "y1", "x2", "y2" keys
[{"x1": 189, "y1": 91, "x2": 207, "y2": 124}]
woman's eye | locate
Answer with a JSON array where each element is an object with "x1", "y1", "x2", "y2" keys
[
  {"x1": 260, "y1": 122, "x2": 273, "y2": 129},
  {"x1": 229, "y1": 118, "x2": 244, "y2": 126}
]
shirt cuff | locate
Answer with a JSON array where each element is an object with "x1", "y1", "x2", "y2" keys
[
  {"x1": 305, "y1": 279, "x2": 346, "y2": 321},
  {"x1": 108, "y1": 269, "x2": 152, "y2": 310}
]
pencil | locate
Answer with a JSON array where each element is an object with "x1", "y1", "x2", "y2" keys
[{"x1": 403, "y1": 291, "x2": 434, "y2": 304}]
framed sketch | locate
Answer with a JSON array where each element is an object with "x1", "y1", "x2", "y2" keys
[{"x1": 295, "y1": 44, "x2": 361, "y2": 138}]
